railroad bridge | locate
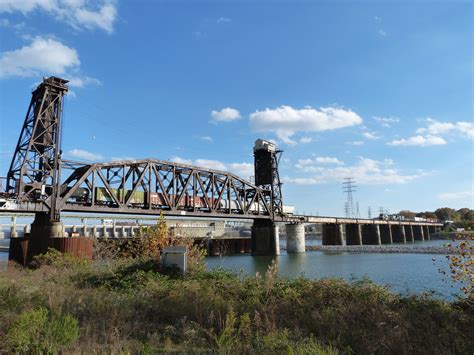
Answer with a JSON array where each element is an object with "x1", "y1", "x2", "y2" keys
[{"x1": 0, "y1": 77, "x2": 442, "y2": 261}]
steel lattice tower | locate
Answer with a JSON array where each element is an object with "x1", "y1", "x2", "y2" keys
[
  {"x1": 6, "y1": 76, "x2": 69, "y2": 220},
  {"x1": 343, "y1": 177, "x2": 357, "y2": 218}
]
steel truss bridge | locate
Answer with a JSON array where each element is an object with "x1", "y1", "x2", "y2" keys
[{"x1": 0, "y1": 77, "x2": 281, "y2": 221}]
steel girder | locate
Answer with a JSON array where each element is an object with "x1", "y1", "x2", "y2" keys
[{"x1": 56, "y1": 159, "x2": 273, "y2": 219}]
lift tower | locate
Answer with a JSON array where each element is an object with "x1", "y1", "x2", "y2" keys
[
  {"x1": 253, "y1": 139, "x2": 283, "y2": 219},
  {"x1": 251, "y1": 139, "x2": 283, "y2": 255},
  {"x1": 7, "y1": 76, "x2": 68, "y2": 221}
]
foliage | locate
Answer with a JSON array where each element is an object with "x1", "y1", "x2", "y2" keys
[
  {"x1": 31, "y1": 247, "x2": 89, "y2": 269},
  {"x1": 443, "y1": 234, "x2": 474, "y2": 299},
  {"x1": 0, "y1": 258, "x2": 472, "y2": 353},
  {"x1": 5, "y1": 307, "x2": 79, "y2": 353}
]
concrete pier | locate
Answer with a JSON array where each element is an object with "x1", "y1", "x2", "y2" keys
[
  {"x1": 286, "y1": 223, "x2": 305, "y2": 253},
  {"x1": 251, "y1": 219, "x2": 279, "y2": 255},
  {"x1": 413, "y1": 225, "x2": 424, "y2": 241},
  {"x1": 404, "y1": 225, "x2": 414, "y2": 242},
  {"x1": 362, "y1": 224, "x2": 381, "y2": 245},
  {"x1": 379, "y1": 224, "x2": 393, "y2": 244},
  {"x1": 423, "y1": 225, "x2": 431, "y2": 240},
  {"x1": 322, "y1": 223, "x2": 345, "y2": 245},
  {"x1": 346, "y1": 224, "x2": 362, "y2": 245},
  {"x1": 391, "y1": 225, "x2": 406, "y2": 243}
]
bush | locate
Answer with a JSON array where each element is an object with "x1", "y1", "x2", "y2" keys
[{"x1": 6, "y1": 307, "x2": 79, "y2": 353}]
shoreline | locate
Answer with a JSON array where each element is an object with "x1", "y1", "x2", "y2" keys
[{"x1": 302, "y1": 245, "x2": 456, "y2": 254}]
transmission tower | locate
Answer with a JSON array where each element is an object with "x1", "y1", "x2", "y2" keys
[
  {"x1": 342, "y1": 177, "x2": 357, "y2": 218},
  {"x1": 368, "y1": 206, "x2": 372, "y2": 219}
]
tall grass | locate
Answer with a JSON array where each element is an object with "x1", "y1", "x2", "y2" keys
[{"x1": 1, "y1": 253, "x2": 472, "y2": 353}]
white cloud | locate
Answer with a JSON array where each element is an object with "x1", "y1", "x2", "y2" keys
[
  {"x1": 67, "y1": 148, "x2": 103, "y2": 161},
  {"x1": 417, "y1": 118, "x2": 474, "y2": 139},
  {"x1": 199, "y1": 136, "x2": 213, "y2": 142},
  {"x1": 362, "y1": 131, "x2": 379, "y2": 140},
  {"x1": 437, "y1": 190, "x2": 474, "y2": 201},
  {"x1": 0, "y1": 37, "x2": 79, "y2": 78},
  {"x1": 170, "y1": 157, "x2": 253, "y2": 180},
  {"x1": 211, "y1": 107, "x2": 241, "y2": 122},
  {"x1": 299, "y1": 137, "x2": 312, "y2": 144},
  {"x1": 388, "y1": 135, "x2": 446, "y2": 147},
  {"x1": 296, "y1": 157, "x2": 344, "y2": 170},
  {"x1": 287, "y1": 157, "x2": 426, "y2": 185},
  {"x1": 378, "y1": 29, "x2": 387, "y2": 37},
  {"x1": 67, "y1": 75, "x2": 101, "y2": 87},
  {"x1": 249, "y1": 105, "x2": 362, "y2": 144},
  {"x1": 217, "y1": 17, "x2": 231, "y2": 24},
  {"x1": 111, "y1": 156, "x2": 135, "y2": 161},
  {"x1": 373, "y1": 116, "x2": 399, "y2": 127},
  {"x1": 348, "y1": 140, "x2": 364, "y2": 146},
  {"x1": 0, "y1": 0, "x2": 117, "y2": 33}
]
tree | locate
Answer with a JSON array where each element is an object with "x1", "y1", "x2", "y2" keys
[
  {"x1": 399, "y1": 210, "x2": 416, "y2": 219},
  {"x1": 435, "y1": 207, "x2": 460, "y2": 222}
]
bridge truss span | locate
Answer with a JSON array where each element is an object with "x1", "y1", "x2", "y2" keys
[{"x1": 57, "y1": 159, "x2": 273, "y2": 219}]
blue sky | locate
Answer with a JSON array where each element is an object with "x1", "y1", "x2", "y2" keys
[{"x1": 0, "y1": 0, "x2": 472, "y2": 216}]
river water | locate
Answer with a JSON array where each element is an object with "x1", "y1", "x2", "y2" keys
[
  {"x1": 207, "y1": 239, "x2": 462, "y2": 300},
  {"x1": 0, "y1": 239, "x2": 461, "y2": 300}
]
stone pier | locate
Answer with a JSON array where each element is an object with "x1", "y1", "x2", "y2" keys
[
  {"x1": 391, "y1": 225, "x2": 406, "y2": 243},
  {"x1": 362, "y1": 224, "x2": 381, "y2": 245},
  {"x1": 413, "y1": 225, "x2": 424, "y2": 241},
  {"x1": 286, "y1": 223, "x2": 305, "y2": 253},
  {"x1": 404, "y1": 225, "x2": 414, "y2": 242},
  {"x1": 379, "y1": 224, "x2": 393, "y2": 244},
  {"x1": 251, "y1": 219, "x2": 279, "y2": 255},
  {"x1": 322, "y1": 223, "x2": 345, "y2": 245},
  {"x1": 346, "y1": 224, "x2": 362, "y2": 245}
]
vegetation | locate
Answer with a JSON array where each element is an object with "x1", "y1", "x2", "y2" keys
[
  {"x1": 399, "y1": 207, "x2": 473, "y2": 230},
  {"x1": 1, "y1": 252, "x2": 473, "y2": 354}
]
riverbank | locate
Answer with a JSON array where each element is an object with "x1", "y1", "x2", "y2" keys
[
  {"x1": 1, "y1": 253, "x2": 472, "y2": 353},
  {"x1": 303, "y1": 244, "x2": 456, "y2": 254}
]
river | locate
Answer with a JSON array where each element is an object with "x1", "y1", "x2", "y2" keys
[{"x1": 0, "y1": 239, "x2": 461, "y2": 300}]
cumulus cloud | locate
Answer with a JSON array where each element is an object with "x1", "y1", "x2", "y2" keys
[
  {"x1": 362, "y1": 131, "x2": 379, "y2": 140},
  {"x1": 437, "y1": 190, "x2": 474, "y2": 201},
  {"x1": 417, "y1": 118, "x2": 474, "y2": 139},
  {"x1": 67, "y1": 75, "x2": 101, "y2": 87},
  {"x1": 348, "y1": 140, "x2": 364, "y2": 146},
  {"x1": 211, "y1": 107, "x2": 241, "y2": 122},
  {"x1": 0, "y1": 0, "x2": 117, "y2": 33},
  {"x1": 67, "y1": 148, "x2": 103, "y2": 161},
  {"x1": 373, "y1": 116, "x2": 399, "y2": 127},
  {"x1": 170, "y1": 157, "x2": 253, "y2": 180},
  {"x1": 299, "y1": 137, "x2": 313, "y2": 144},
  {"x1": 296, "y1": 157, "x2": 344, "y2": 170},
  {"x1": 0, "y1": 37, "x2": 101, "y2": 87},
  {"x1": 0, "y1": 37, "x2": 79, "y2": 78},
  {"x1": 378, "y1": 29, "x2": 387, "y2": 37},
  {"x1": 388, "y1": 135, "x2": 446, "y2": 147},
  {"x1": 199, "y1": 136, "x2": 213, "y2": 142},
  {"x1": 286, "y1": 157, "x2": 425, "y2": 185},
  {"x1": 249, "y1": 105, "x2": 362, "y2": 144}
]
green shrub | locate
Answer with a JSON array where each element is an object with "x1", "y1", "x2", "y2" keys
[{"x1": 6, "y1": 307, "x2": 79, "y2": 353}]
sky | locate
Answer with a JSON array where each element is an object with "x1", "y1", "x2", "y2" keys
[{"x1": 0, "y1": 0, "x2": 472, "y2": 217}]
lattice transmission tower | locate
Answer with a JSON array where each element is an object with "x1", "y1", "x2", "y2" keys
[{"x1": 342, "y1": 177, "x2": 357, "y2": 218}]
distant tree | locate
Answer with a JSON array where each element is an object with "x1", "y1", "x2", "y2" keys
[
  {"x1": 399, "y1": 210, "x2": 416, "y2": 219},
  {"x1": 424, "y1": 211, "x2": 438, "y2": 219},
  {"x1": 435, "y1": 207, "x2": 460, "y2": 222}
]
